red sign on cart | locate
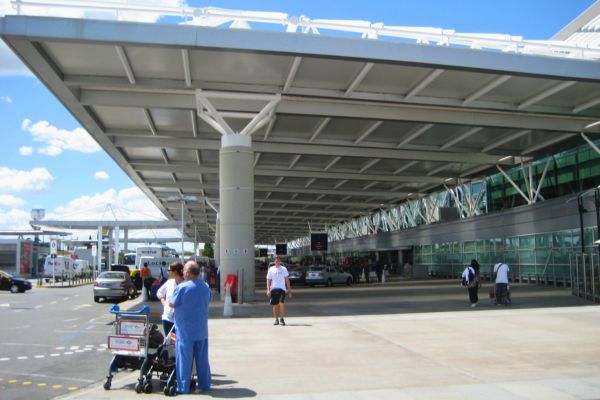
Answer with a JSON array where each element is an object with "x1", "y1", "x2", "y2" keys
[{"x1": 108, "y1": 336, "x2": 140, "y2": 351}]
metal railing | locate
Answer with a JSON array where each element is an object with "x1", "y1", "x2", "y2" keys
[
  {"x1": 7, "y1": 0, "x2": 600, "y2": 61},
  {"x1": 570, "y1": 253, "x2": 600, "y2": 303}
]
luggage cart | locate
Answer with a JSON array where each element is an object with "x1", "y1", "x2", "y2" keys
[{"x1": 104, "y1": 304, "x2": 151, "y2": 391}]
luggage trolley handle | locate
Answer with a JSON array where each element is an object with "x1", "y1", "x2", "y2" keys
[{"x1": 109, "y1": 304, "x2": 151, "y2": 316}]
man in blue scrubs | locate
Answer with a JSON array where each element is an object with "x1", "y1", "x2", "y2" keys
[{"x1": 170, "y1": 261, "x2": 211, "y2": 393}]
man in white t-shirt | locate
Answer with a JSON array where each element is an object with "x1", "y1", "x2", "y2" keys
[
  {"x1": 266, "y1": 257, "x2": 292, "y2": 326},
  {"x1": 493, "y1": 262, "x2": 511, "y2": 305}
]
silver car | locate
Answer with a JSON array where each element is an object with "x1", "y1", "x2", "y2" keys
[
  {"x1": 93, "y1": 271, "x2": 137, "y2": 302},
  {"x1": 305, "y1": 265, "x2": 353, "y2": 287}
]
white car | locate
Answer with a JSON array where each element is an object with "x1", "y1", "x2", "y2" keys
[{"x1": 305, "y1": 265, "x2": 353, "y2": 287}]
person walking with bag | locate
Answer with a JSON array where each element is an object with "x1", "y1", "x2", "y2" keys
[
  {"x1": 493, "y1": 261, "x2": 511, "y2": 305},
  {"x1": 462, "y1": 259, "x2": 480, "y2": 307}
]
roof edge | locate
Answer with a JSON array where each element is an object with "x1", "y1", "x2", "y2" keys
[{"x1": 552, "y1": 0, "x2": 600, "y2": 40}]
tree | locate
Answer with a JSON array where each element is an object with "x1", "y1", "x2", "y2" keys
[{"x1": 202, "y1": 243, "x2": 214, "y2": 258}]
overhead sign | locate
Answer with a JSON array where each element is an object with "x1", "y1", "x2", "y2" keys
[
  {"x1": 311, "y1": 233, "x2": 328, "y2": 252},
  {"x1": 275, "y1": 243, "x2": 287, "y2": 255}
]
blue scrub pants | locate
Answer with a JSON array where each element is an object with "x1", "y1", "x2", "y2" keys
[{"x1": 176, "y1": 337, "x2": 211, "y2": 393}]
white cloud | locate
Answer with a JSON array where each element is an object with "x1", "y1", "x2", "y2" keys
[
  {"x1": 0, "y1": 194, "x2": 26, "y2": 209},
  {"x1": 0, "y1": 95, "x2": 13, "y2": 103},
  {"x1": 19, "y1": 146, "x2": 33, "y2": 156},
  {"x1": 0, "y1": 167, "x2": 54, "y2": 194},
  {"x1": 50, "y1": 187, "x2": 164, "y2": 222},
  {"x1": 0, "y1": 208, "x2": 31, "y2": 230},
  {"x1": 1, "y1": 0, "x2": 187, "y2": 22},
  {"x1": 21, "y1": 118, "x2": 101, "y2": 156},
  {"x1": 0, "y1": 41, "x2": 33, "y2": 77},
  {"x1": 94, "y1": 171, "x2": 110, "y2": 180}
]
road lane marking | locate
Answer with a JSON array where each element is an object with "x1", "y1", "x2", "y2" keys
[
  {"x1": 22, "y1": 380, "x2": 32, "y2": 385},
  {"x1": 34, "y1": 305, "x2": 42, "y2": 309},
  {"x1": 35, "y1": 355, "x2": 45, "y2": 358},
  {"x1": 68, "y1": 386, "x2": 78, "y2": 391},
  {"x1": 0, "y1": 358, "x2": 10, "y2": 361},
  {"x1": 50, "y1": 353, "x2": 60, "y2": 357},
  {"x1": 56, "y1": 347, "x2": 66, "y2": 350},
  {"x1": 14, "y1": 309, "x2": 24, "y2": 313},
  {"x1": 0, "y1": 303, "x2": 9, "y2": 307},
  {"x1": 64, "y1": 352, "x2": 74, "y2": 355},
  {"x1": 52, "y1": 384, "x2": 63, "y2": 389},
  {"x1": 69, "y1": 346, "x2": 80, "y2": 349},
  {"x1": 37, "y1": 383, "x2": 47, "y2": 387},
  {"x1": 50, "y1": 301, "x2": 57, "y2": 305},
  {"x1": 64, "y1": 318, "x2": 80, "y2": 322},
  {"x1": 8, "y1": 379, "x2": 17, "y2": 384},
  {"x1": 17, "y1": 356, "x2": 28, "y2": 360}
]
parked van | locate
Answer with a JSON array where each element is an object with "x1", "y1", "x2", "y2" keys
[
  {"x1": 73, "y1": 259, "x2": 92, "y2": 277},
  {"x1": 43, "y1": 256, "x2": 73, "y2": 281}
]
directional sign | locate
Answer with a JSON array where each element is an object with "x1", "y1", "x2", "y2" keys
[{"x1": 50, "y1": 239, "x2": 58, "y2": 255}]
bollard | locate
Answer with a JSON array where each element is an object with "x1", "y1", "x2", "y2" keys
[
  {"x1": 223, "y1": 284, "x2": 233, "y2": 317},
  {"x1": 382, "y1": 270, "x2": 386, "y2": 283}
]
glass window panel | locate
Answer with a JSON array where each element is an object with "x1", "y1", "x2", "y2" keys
[
  {"x1": 552, "y1": 249, "x2": 570, "y2": 265},
  {"x1": 519, "y1": 250, "x2": 536, "y2": 264},
  {"x1": 464, "y1": 241, "x2": 477, "y2": 252},
  {"x1": 535, "y1": 250, "x2": 551, "y2": 265},
  {"x1": 553, "y1": 231, "x2": 565, "y2": 248},
  {"x1": 535, "y1": 233, "x2": 551, "y2": 248},
  {"x1": 504, "y1": 252, "x2": 519, "y2": 265},
  {"x1": 584, "y1": 228, "x2": 595, "y2": 247},
  {"x1": 518, "y1": 235, "x2": 534, "y2": 249},
  {"x1": 571, "y1": 230, "x2": 580, "y2": 248}
]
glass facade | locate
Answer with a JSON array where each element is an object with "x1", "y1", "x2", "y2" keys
[
  {"x1": 415, "y1": 227, "x2": 599, "y2": 279},
  {"x1": 487, "y1": 142, "x2": 600, "y2": 212}
]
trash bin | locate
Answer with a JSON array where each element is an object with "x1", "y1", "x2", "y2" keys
[{"x1": 224, "y1": 274, "x2": 238, "y2": 302}]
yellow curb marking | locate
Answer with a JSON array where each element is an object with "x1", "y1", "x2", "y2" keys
[{"x1": 52, "y1": 384, "x2": 62, "y2": 389}]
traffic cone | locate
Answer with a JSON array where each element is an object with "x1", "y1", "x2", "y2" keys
[{"x1": 223, "y1": 284, "x2": 233, "y2": 317}]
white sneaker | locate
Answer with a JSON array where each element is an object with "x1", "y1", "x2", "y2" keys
[{"x1": 471, "y1": 303, "x2": 478, "y2": 308}]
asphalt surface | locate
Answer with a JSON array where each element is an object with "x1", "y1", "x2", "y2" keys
[
  {"x1": 0, "y1": 282, "x2": 136, "y2": 400},
  {"x1": 3, "y1": 278, "x2": 600, "y2": 399}
]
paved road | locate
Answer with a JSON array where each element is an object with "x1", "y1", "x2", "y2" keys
[{"x1": 0, "y1": 284, "x2": 140, "y2": 400}]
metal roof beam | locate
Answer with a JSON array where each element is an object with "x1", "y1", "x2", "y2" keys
[
  {"x1": 283, "y1": 56, "x2": 302, "y2": 93},
  {"x1": 113, "y1": 136, "x2": 509, "y2": 164},
  {"x1": 405, "y1": 69, "x2": 444, "y2": 99},
  {"x1": 114, "y1": 45, "x2": 135, "y2": 84},
  {"x1": 345, "y1": 62, "x2": 374, "y2": 96},
  {"x1": 462, "y1": 75, "x2": 512, "y2": 105},
  {"x1": 517, "y1": 81, "x2": 576, "y2": 110},
  {"x1": 80, "y1": 90, "x2": 597, "y2": 133}
]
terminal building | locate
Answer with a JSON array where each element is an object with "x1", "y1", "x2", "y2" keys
[{"x1": 1, "y1": 1, "x2": 599, "y2": 299}]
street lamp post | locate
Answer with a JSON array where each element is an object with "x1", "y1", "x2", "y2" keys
[{"x1": 166, "y1": 194, "x2": 198, "y2": 261}]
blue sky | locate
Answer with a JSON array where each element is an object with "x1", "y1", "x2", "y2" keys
[{"x1": 0, "y1": 0, "x2": 596, "y2": 245}]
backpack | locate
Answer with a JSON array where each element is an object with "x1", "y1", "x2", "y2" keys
[{"x1": 461, "y1": 267, "x2": 475, "y2": 287}]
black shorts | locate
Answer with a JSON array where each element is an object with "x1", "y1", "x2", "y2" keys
[{"x1": 269, "y1": 289, "x2": 286, "y2": 305}]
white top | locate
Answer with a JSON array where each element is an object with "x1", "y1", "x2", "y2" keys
[
  {"x1": 157, "y1": 279, "x2": 179, "y2": 322},
  {"x1": 493, "y1": 263, "x2": 510, "y2": 284},
  {"x1": 266, "y1": 266, "x2": 289, "y2": 291},
  {"x1": 461, "y1": 266, "x2": 476, "y2": 284}
]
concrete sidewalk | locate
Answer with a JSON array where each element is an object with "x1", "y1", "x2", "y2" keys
[{"x1": 57, "y1": 281, "x2": 600, "y2": 399}]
